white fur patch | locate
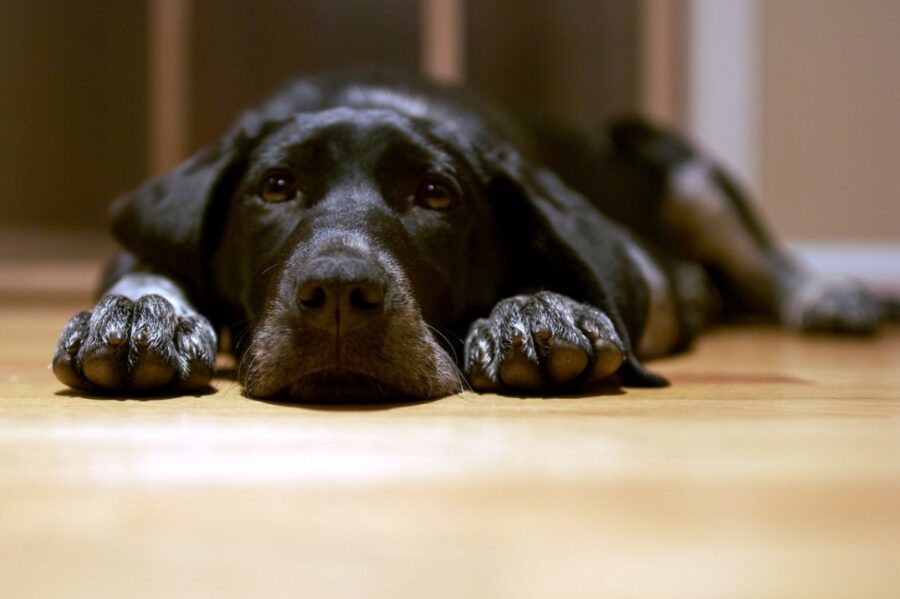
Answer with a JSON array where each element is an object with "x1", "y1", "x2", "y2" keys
[
  {"x1": 627, "y1": 244, "x2": 679, "y2": 359},
  {"x1": 105, "y1": 274, "x2": 194, "y2": 316},
  {"x1": 664, "y1": 158, "x2": 776, "y2": 307}
]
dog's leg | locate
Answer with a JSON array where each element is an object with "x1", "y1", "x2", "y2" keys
[
  {"x1": 663, "y1": 157, "x2": 885, "y2": 332},
  {"x1": 52, "y1": 254, "x2": 217, "y2": 394},
  {"x1": 613, "y1": 120, "x2": 887, "y2": 333}
]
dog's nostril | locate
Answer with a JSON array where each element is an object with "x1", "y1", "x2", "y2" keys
[
  {"x1": 294, "y1": 255, "x2": 388, "y2": 334},
  {"x1": 349, "y1": 285, "x2": 384, "y2": 311},
  {"x1": 297, "y1": 285, "x2": 327, "y2": 311}
]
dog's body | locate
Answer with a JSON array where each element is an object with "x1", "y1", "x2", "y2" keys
[{"x1": 53, "y1": 70, "x2": 895, "y2": 401}]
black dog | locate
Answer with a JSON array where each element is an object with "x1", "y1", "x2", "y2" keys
[{"x1": 52, "y1": 70, "x2": 896, "y2": 401}]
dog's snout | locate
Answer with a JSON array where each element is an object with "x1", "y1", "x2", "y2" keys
[{"x1": 295, "y1": 255, "x2": 386, "y2": 335}]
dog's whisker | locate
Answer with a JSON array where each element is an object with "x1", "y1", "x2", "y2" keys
[
  {"x1": 425, "y1": 323, "x2": 458, "y2": 359},
  {"x1": 423, "y1": 323, "x2": 471, "y2": 394},
  {"x1": 452, "y1": 364, "x2": 472, "y2": 394}
]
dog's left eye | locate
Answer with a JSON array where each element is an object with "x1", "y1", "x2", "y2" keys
[
  {"x1": 258, "y1": 170, "x2": 297, "y2": 203},
  {"x1": 415, "y1": 178, "x2": 458, "y2": 211}
]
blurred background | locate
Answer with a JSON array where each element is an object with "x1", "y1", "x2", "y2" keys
[{"x1": 1, "y1": 0, "x2": 897, "y2": 253}]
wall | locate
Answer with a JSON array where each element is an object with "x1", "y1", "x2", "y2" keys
[
  {"x1": 0, "y1": 0, "x2": 146, "y2": 232},
  {"x1": 7, "y1": 1, "x2": 894, "y2": 242},
  {"x1": 0, "y1": 0, "x2": 639, "y2": 236},
  {"x1": 189, "y1": 0, "x2": 422, "y2": 149},
  {"x1": 467, "y1": 0, "x2": 638, "y2": 130},
  {"x1": 759, "y1": 0, "x2": 900, "y2": 241}
]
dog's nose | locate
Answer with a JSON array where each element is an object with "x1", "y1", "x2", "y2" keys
[{"x1": 295, "y1": 255, "x2": 386, "y2": 335}]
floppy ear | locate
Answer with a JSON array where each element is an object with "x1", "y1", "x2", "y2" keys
[
  {"x1": 487, "y1": 145, "x2": 668, "y2": 387},
  {"x1": 109, "y1": 118, "x2": 269, "y2": 301}
]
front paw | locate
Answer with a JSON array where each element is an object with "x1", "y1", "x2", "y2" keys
[
  {"x1": 464, "y1": 292, "x2": 626, "y2": 392},
  {"x1": 52, "y1": 294, "x2": 217, "y2": 394}
]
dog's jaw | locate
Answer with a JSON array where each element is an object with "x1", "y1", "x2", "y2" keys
[{"x1": 239, "y1": 301, "x2": 462, "y2": 403}]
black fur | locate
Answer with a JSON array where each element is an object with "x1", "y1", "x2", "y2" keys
[{"x1": 52, "y1": 70, "x2": 896, "y2": 402}]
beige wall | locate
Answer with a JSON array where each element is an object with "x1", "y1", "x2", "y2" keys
[
  {"x1": 759, "y1": 0, "x2": 900, "y2": 241},
  {"x1": 0, "y1": 0, "x2": 147, "y2": 231}
]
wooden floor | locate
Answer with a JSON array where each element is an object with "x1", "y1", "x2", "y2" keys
[{"x1": 1, "y1": 252, "x2": 899, "y2": 598}]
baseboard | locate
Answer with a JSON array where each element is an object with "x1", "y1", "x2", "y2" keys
[{"x1": 790, "y1": 241, "x2": 900, "y2": 293}]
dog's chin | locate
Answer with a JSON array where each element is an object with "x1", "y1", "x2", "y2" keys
[
  {"x1": 242, "y1": 304, "x2": 464, "y2": 404},
  {"x1": 283, "y1": 369, "x2": 409, "y2": 404},
  {"x1": 246, "y1": 367, "x2": 457, "y2": 404}
]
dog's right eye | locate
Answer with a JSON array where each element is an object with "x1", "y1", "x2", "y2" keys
[{"x1": 258, "y1": 171, "x2": 297, "y2": 203}]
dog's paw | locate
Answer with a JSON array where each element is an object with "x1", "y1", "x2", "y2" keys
[
  {"x1": 52, "y1": 294, "x2": 217, "y2": 394},
  {"x1": 781, "y1": 276, "x2": 885, "y2": 335},
  {"x1": 464, "y1": 291, "x2": 626, "y2": 392}
]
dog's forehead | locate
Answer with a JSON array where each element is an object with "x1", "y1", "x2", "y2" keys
[
  {"x1": 262, "y1": 107, "x2": 431, "y2": 151},
  {"x1": 249, "y1": 107, "x2": 469, "y2": 180}
]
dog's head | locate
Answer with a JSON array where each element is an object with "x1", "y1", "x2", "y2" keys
[
  {"x1": 110, "y1": 80, "x2": 649, "y2": 401},
  {"x1": 227, "y1": 106, "x2": 513, "y2": 401}
]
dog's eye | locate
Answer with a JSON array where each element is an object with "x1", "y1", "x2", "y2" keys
[
  {"x1": 415, "y1": 178, "x2": 457, "y2": 211},
  {"x1": 258, "y1": 171, "x2": 296, "y2": 203}
]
